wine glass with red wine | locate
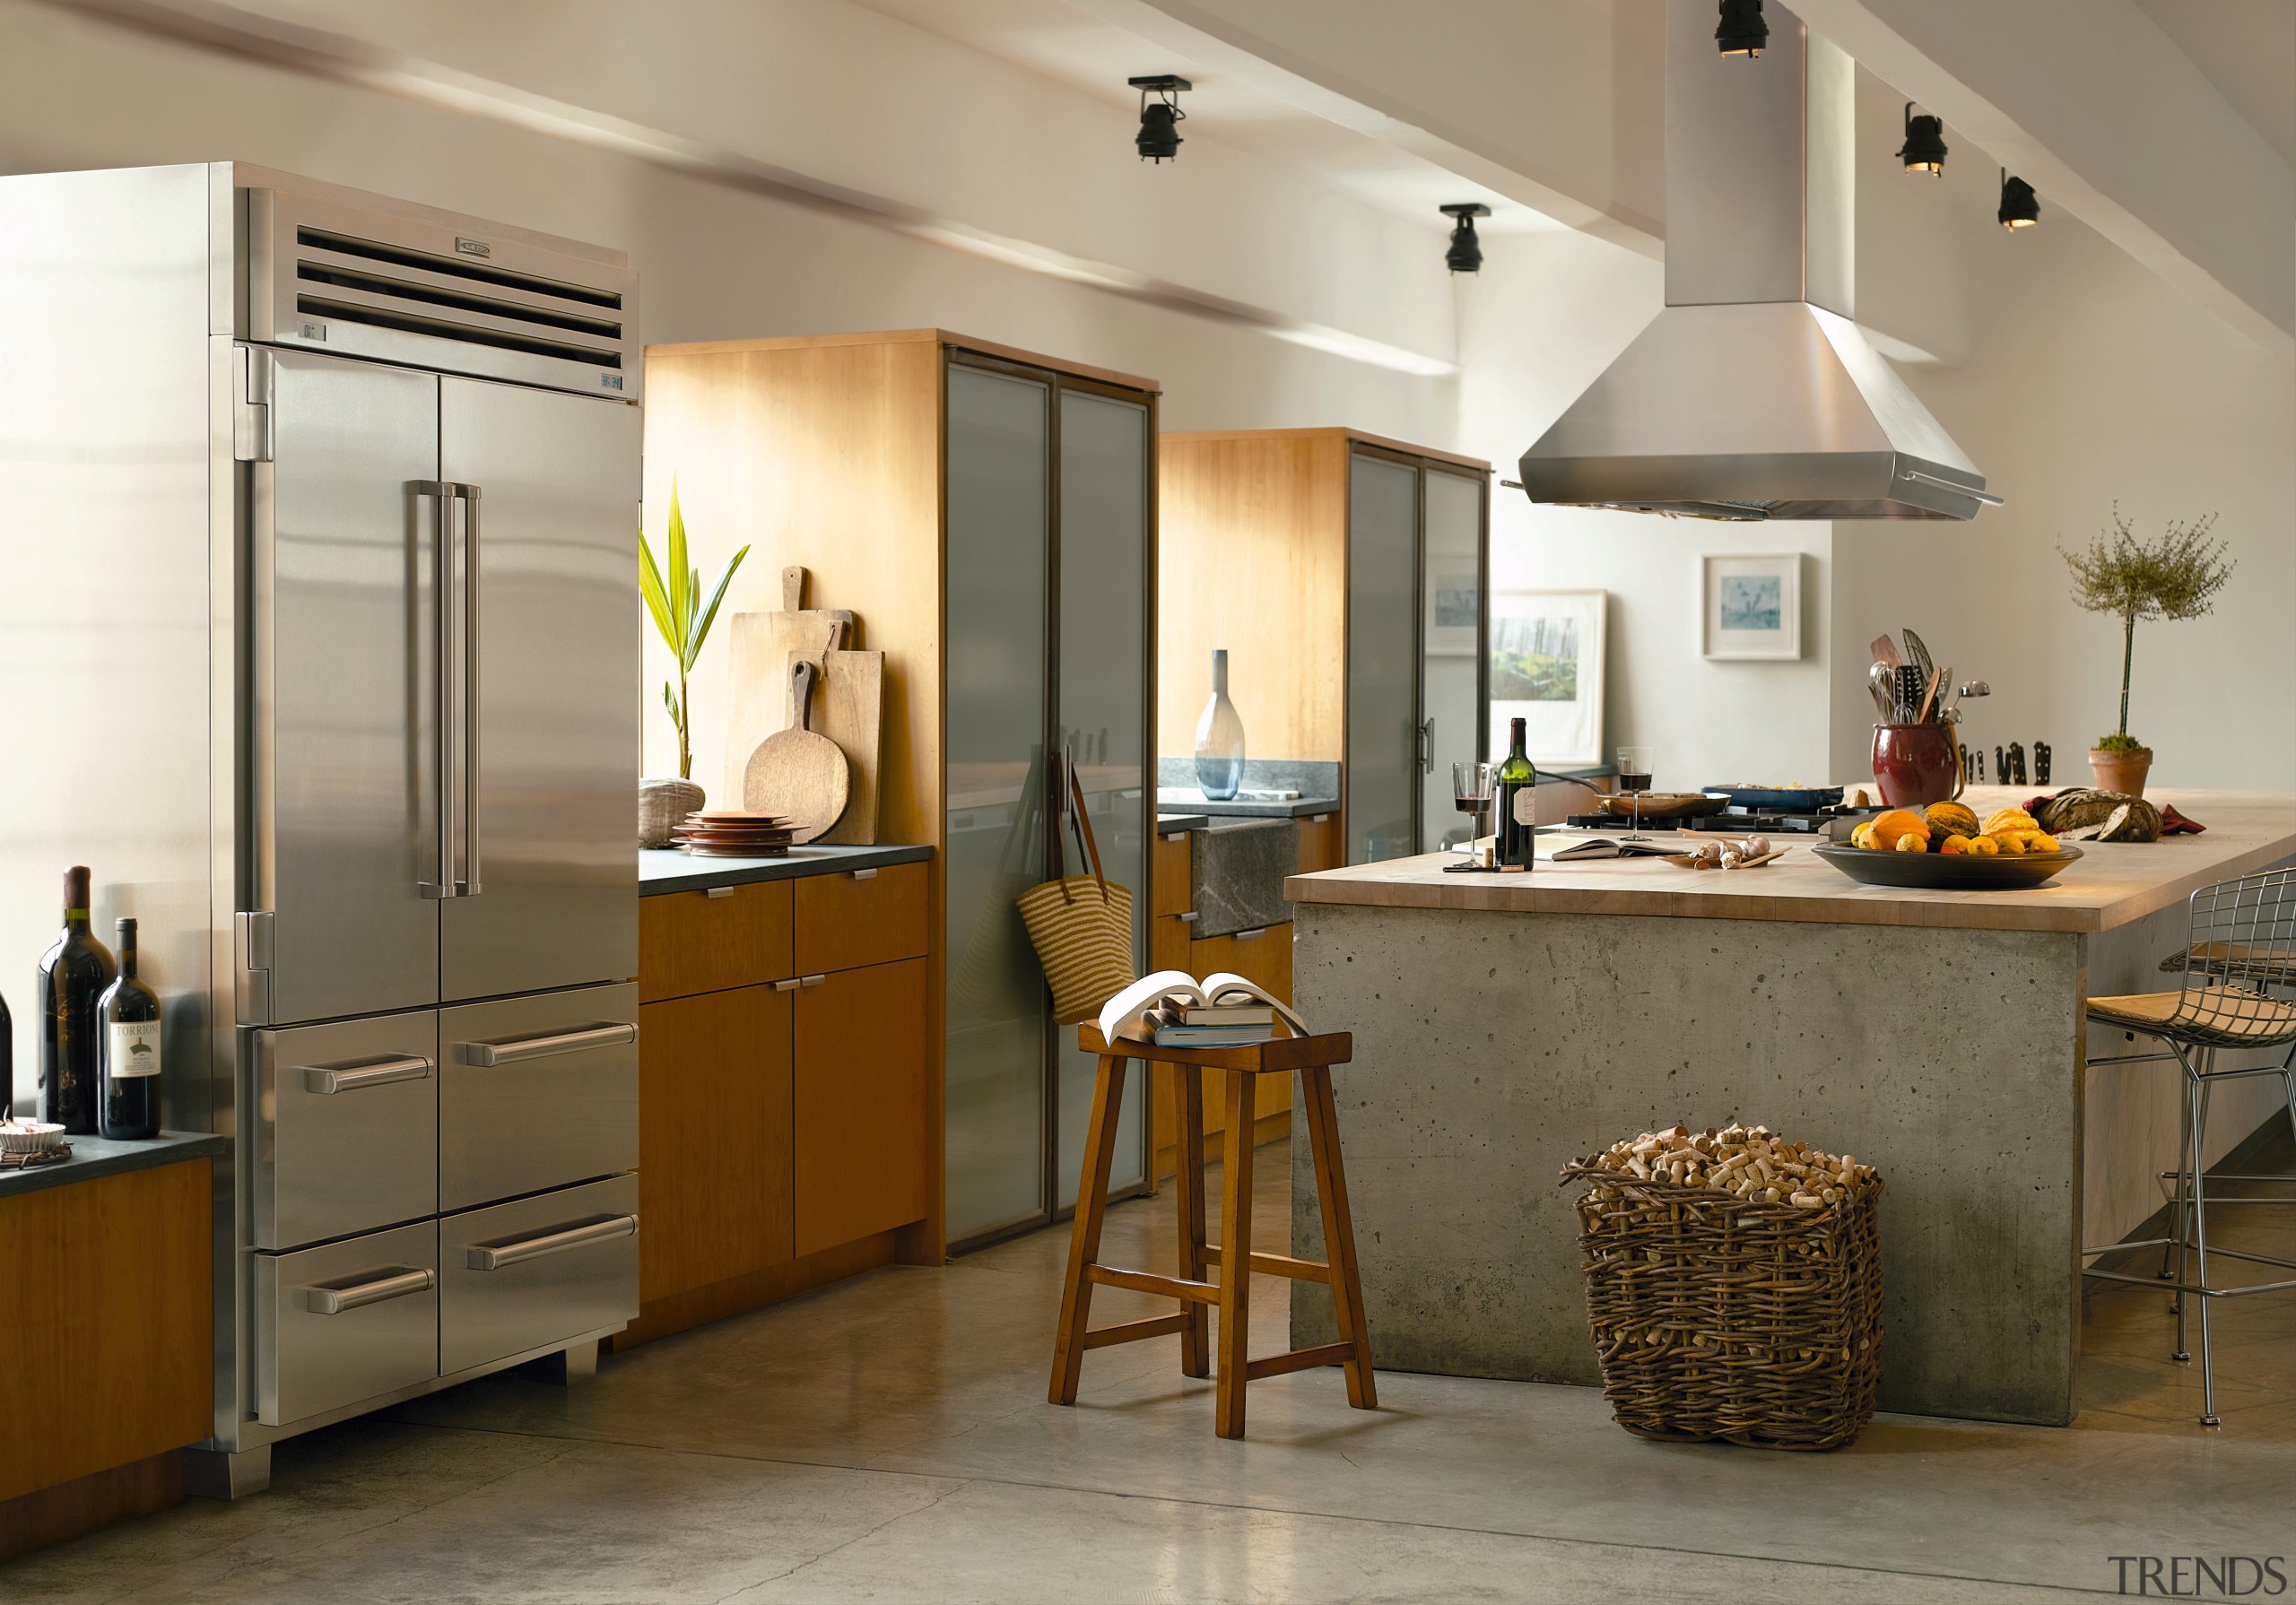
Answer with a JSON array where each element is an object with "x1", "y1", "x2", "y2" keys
[
  {"x1": 1616, "y1": 747, "x2": 1654, "y2": 842},
  {"x1": 1453, "y1": 760, "x2": 1497, "y2": 853}
]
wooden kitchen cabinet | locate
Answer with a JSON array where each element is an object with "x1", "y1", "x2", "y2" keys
[
  {"x1": 621, "y1": 866, "x2": 934, "y2": 1349},
  {"x1": 637, "y1": 985, "x2": 794, "y2": 1303},
  {"x1": 795, "y1": 958, "x2": 931, "y2": 1256}
]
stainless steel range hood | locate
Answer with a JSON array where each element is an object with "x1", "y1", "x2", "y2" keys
[{"x1": 1519, "y1": 0, "x2": 1997, "y2": 521}]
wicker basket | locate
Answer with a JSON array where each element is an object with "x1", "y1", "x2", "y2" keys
[
  {"x1": 639, "y1": 776, "x2": 706, "y2": 849},
  {"x1": 1561, "y1": 1161, "x2": 1884, "y2": 1451}
]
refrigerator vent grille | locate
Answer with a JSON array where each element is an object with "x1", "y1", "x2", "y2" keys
[{"x1": 293, "y1": 227, "x2": 626, "y2": 370}]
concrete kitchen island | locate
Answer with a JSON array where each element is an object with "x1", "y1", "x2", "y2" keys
[{"x1": 1284, "y1": 789, "x2": 2296, "y2": 1424}]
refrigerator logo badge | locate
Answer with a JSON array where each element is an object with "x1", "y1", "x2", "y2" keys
[
  {"x1": 600, "y1": 374, "x2": 623, "y2": 391},
  {"x1": 454, "y1": 237, "x2": 492, "y2": 258},
  {"x1": 299, "y1": 319, "x2": 327, "y2": 341}
]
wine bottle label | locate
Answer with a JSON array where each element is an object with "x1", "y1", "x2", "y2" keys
[
  {"x1": 1512, "y1": 790, "x2": 1537, "y2": 825},
  {"x1": 108, "y1": 1020, "x2": 161, "y2": 1078}
]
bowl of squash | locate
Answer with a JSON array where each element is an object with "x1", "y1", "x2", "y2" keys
[{"x1": 1813, "y1": 802, "x2": 2084, "y2": 890}]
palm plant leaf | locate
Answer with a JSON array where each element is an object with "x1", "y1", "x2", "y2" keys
[
  {"x1": 666, "y1": 482, "x2": 694, "y2": 646},
  {"x1": 686, "y1": 543, "x2": 751, "y2": 671},
  {"x1": 639, "y1": 533, "x2": 676, "y2": 649}
]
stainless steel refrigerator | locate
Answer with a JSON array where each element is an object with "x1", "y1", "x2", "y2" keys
[{"x1": 0, "y1": 163, "x2": 642, "y2": 1496}]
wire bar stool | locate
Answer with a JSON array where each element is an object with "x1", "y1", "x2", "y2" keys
[{"x1": 2082, "y1": 868, "x2": 2296, "y2": 1427}]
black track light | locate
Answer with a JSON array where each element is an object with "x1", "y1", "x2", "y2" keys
[
  {"x1": 1716, "y1": 0, "x2": 1767, "y2": 57},
  {"x1": 1898, "y1": 103, "x2": 1946, "y2": 176},
  {"x1": 1128, "y1": 74, "x2": 1191, "y2": 162},
  {"x1": 1440, "y1": 204, "x2": 1491, "y2": 273},
  {"x1": 1997, "y1": 169, "x2": 2039, "y2": 230}
]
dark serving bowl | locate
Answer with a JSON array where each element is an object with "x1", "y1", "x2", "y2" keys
[
  {"x1": 1701, "y1": 785, "x2": 1846, "y2": 811},
  {"x1": 1812, "y1": 842, "x2": 2084, "y2": 890}
]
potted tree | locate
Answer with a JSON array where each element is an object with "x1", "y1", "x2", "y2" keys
[
  {"x1": 637, "y1": 483, "x2": 748, "y2": 844},
  {"x1": 2058, "y1": 505, "x2": 2232, "y2": 798}
]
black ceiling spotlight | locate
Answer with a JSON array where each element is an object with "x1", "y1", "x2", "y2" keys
[
  {"x1": 1997, "y1": 168, "x2": 2040, "y2": 230},
  {"x1": 1128, "y1": 74, "x2": 1191, "y2": 162},
  {"x1": 1440, "y1": 204, "x2": 1491, "y2": 273},
  {"x1": 1715, "y1": 0, "x2": 1767, "y2": 57},
  {"x1": 1898, "y1": 103, "x2": 1946, "y2": 175}
]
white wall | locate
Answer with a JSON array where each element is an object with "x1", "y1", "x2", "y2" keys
[{"x1": 1839, "y1": 72, "x2": 2296, "y2": 792}]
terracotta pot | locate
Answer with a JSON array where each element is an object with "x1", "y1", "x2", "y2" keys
[
  {"x1": 2088, "y1": 747, "x2": 2152, "y2": 799},
  {"x1": 1871, "y1": 723, "x2": 1962, "y2": 808}
]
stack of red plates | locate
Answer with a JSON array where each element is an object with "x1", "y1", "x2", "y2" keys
[{"x1": 674, "y1": 810, "x2": 797, "y2": 857}]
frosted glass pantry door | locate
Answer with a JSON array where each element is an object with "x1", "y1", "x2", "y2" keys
[
  {"x1": 1421, "y1": 467, "x2": 1485, "y2": 851},
  {"x1": 1345, "y1": 454, "x2": 1420, "y2": 863},
  {"x1": 944, "y1": 364, "x2": 1051, "y2": 1245},
  {"x1": 1053, "y1": 388, "x2": 1151, "y2": 1208}
]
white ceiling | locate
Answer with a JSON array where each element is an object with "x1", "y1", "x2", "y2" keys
[
  {"x1": 847, "y1": 0, "x2": 1563, "y2": 233},
  {"x1": 2135, "y1": 0, "x2": 2295, "y2": 164}
]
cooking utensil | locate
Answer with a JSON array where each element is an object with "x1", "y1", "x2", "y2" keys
[
  {"x1": 1901, "y1": 628, "x2": 1935, "y2": 687},
  {"x1": 1960, "y1": 680, "x2": 1990, "y2": 700},
  {"x1": 1700, "y1": 785, "x2": 1844, "y2": 811},
  {"x1": 724, "y1": 565, "x2": 857, "y2": 802},
  {"x1": 1870, "y1": 635, "x2": 1903, "y2": 671},
  {"x1": 741, "y1": 658, "x2": 849, "y2": 845},
  {"x1": 1867, "y1": 663, "x2": 1894, "y2": 718},
  {"x1": 1894, "y1": 664, "x2": 1924, "y2": 722},
  {"x1": 1915, "y1": 667, "x2": 1944, "y2": 724}
]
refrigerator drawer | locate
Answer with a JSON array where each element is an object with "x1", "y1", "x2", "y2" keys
[
  {"x1": 439, "y1": 983, "x2": 639, "y2": 1211},
  {"x1": 253, "y1": 1011, "x2": 440, "y2": 1250},
  {"x1": 255, "y1": 1220, "x2": 439, "y2": 1427},
  {"x1": 439, "y1": 1176, "x2": 639, "y2": 1375}
]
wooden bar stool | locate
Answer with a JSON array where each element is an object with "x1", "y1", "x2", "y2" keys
[{"x1": 1048, "y1": 1025, "x2": 1376, "y2": 1439}]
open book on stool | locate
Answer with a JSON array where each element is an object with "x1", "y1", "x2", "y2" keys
[{"x1": 1097, "y1": 969, "x2": 1309, "y2": 1049}]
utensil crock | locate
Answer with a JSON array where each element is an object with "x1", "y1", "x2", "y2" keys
[{"x1": 1871, "y1": 723, "x2": 1962, "y2": 808}]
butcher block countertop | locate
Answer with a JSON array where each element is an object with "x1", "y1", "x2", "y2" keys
[{"x1": 1285, "y1": 788, "x2": 2296, "y2": 933}]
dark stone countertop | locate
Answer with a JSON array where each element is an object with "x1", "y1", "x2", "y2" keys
[
  {"x1": 640, "y1": 844, "x2": 934, "y2": 895},
  {"x1": 0, "y1": 1131, "x2": 229, "y2": 1202},
  {"x1": 1155, "y1": 794, "x2": 1340, "y2": 820}
]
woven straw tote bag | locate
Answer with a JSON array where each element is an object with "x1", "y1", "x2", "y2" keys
[{"x1": 1015, "y1": 757, "x2": 1137, "y2": 1025}]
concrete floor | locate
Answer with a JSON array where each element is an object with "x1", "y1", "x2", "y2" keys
[{"x1": 7, "y1": 1137, "x2": 2291, "y2": 1604}]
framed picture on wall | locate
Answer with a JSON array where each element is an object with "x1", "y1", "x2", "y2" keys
[
  {"x1": 1488, "y1": 587, "x2": 1606, "y2": 768},
  {"x1": 1426, "y1": 571, "x2": 1481, "y2": 657},
  {"x1": 1701, "y1": 553, "x2": 1802, "y2": 661}
]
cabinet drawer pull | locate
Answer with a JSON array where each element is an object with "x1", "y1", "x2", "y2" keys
[
  {"x1": 465, "y1": 1214, "x2": 639, "y2": 1271},
  {"x1": 1308, "y1": 813, "x2": 1330, "y2": 824},
  {"x1": 798, "y1": 973, "x2": 827, "y2": 987},
  {"x1": 849, "y1": 867, "x2": 877, "y2": 881},
  {"x1": 704, "y1": 885, "x2": 735, "y2": 899},
  {"x1": 1233, "y1": 927, "x2": 1267, "y2": 941},
  {"x1": 771, "y1": 977, "x2": 801, "y2": 993},
  {"x1": 1176, "y1": 911, "x2": 1198, "y2": 924},
  {"x1": 300, "y1": 1054, "x2": 431, "y2": 1095},
  {"x1": 456, "y1": 1021, "x2": 636, "y2": 1065},
  {"x1": 302, "y1": 1266, "x2": 434, "y2": 1314}
]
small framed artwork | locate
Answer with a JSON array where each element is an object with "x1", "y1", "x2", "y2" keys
[
  {"x1": 1488, "y1": 587, "x2": 1607, "y2": 767},
  {"x1": 1702, "y1": 553, "x2": 1802, "y2": 661},
  {"x1": 1425, "y1": 571, "x2": 1481, "y2": 657}
]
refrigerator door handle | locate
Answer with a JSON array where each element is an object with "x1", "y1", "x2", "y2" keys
[
  {"x1": 457, "y1": 482, "x2": 483, "y2": 897},
  {"x1": 454, "y1": 1021, "x2": 637, "y2": 1066},
  {"x1": 413, "y1": 480, "x2": 457, "y2": 899}
]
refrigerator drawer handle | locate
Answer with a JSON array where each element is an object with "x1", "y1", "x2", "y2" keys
[
  {"x1": 465, "y1": 1214, "x2": 639, "y2": 1271},
  {"x1": 455, "y1": 1021, "x2": 637, "y2": 1066},
  {"x1": 301, "y1": 1055, "x2": 432, "y2": 1096},
  {"x1": 302, "y1": 1266, "x2": 435, "y2": 1314}
]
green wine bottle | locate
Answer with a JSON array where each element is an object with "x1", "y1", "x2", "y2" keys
[{"x1": 1496, "y1": 716, "x2": 1538, "y2": 868}]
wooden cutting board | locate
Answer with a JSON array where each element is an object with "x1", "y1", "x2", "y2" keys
[
  {"x1": 724, "y1": 565, "x2": 855, "y2": 802},
  {"x1": 811, "y1": 647, "x2": 883, "y2": 846},
  {"x1": 742, "y1": 660, "x2": 848, "y2": 845}
]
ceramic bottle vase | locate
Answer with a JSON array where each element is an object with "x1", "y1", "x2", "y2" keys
[{"x1": 1195, "y1": 649, "x2": 1246, "y2": 801}]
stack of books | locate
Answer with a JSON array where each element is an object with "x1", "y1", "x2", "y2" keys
[{"x1": 1148, "y1": 999, "x2": 1278, "y2": 1048}]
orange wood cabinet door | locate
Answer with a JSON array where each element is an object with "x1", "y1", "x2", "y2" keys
[
  {"x1": 0, "y1": 1159, "x2": 212, "y2": 1501},
  {"x1": 637, "y1": 986, "x2": 795, "y2": 1302},
  {"x1": 793, "y1": 957, "x2": 930, "y2": 1257},
  {"x1": 639, "y1": 881, "x2": 796, "y2": 1002},
  {"x1": 1295, "y1": 813, "x2": 1343, "y2": 875},
  {"x1": 792, "y1": 861, "x2": 929, "y2": 976},
  {"x1": 1188, "y1": 924, "x2": 1293, "y2": 1005},
  {"x1": 1151, "y1": 829, "x2": 1193, "y2": 917}
]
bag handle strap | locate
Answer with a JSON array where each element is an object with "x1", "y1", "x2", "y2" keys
[{"x1": 1052, "y1": 747, "x2": 1112, "y2": 906}]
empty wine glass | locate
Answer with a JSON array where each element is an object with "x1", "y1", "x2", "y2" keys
[
  {"x1": 1616, "y1": 746, "x2": 1655, "y2": 842},
  {"x1": 1452, "y1": 760, "x2": 1497, "y2": 853}
]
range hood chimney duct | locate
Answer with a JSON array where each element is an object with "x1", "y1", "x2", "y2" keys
[{"x1": 1518, "y1": 0, "x2": 1997, "y2": 520}]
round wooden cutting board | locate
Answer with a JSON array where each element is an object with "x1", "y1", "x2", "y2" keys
[{"x1": 743, "y1": 660, "x2": 848, "y2": 844}]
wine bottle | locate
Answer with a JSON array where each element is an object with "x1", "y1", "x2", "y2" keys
[
  {"x1": 98, "y1": 918, "x2": 162, "y2": 1141},
  {"x1": 38, "y1": 865, "x2": 116, "y2": 1135},
  {"x1": 1496, "y1": 716, "x2": 1539, "y2": 868}
]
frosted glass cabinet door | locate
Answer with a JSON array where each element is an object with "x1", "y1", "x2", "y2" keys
[
  {"x1": 1421, "y1": 467, "x2": 1485, "y2": 851},
  {"x1": 944, "y1": 365, "x2": 1051, "y2": 1244},
  {"x1": 1053, "y1": 389, "x2": 1151, "y2": 1207},
  {"x1": 1346, "y1": 454, "x2": 1421, "y2": 863}
]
